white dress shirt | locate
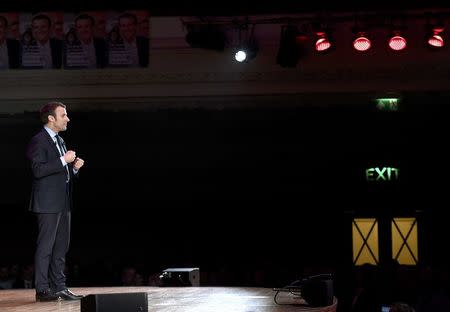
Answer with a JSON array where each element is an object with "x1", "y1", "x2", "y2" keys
[{"x1": 37, "y1": 40, "x2": 52, "y2": 68}]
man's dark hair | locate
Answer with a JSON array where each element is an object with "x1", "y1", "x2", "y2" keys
[
  {"x1": 75, "y1": 13, "x2": 95, "y2": 26},
  {"x1": 118, "y1": 12, "x2": 137, "y2": 25},
  {"x1": 32, "y1": 14, "x2": 52, "y2": 27},
  {"x1": 40, "y1": 102, "x2": 66, "y2": 124}
]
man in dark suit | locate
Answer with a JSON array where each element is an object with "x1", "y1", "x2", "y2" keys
[
  {"x1": 0, "y1": 15, "x2": 20, "y2": 69},
  {"x1": 117, "y1": 12, "x2": 149, "y2": 67},
  {"x1": 27, "y1": 102, "x2": 85, "y2": 301}
]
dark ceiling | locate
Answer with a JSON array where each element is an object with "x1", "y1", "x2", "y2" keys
[{"x1": 3, "y1": 0, "x2": 450, "y2": 16}]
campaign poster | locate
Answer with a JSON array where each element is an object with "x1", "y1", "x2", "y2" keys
[
  {"x1": 20, "y1": 12, "x2": 63, "y2": 69},
  {"x1": 106, "y1": 10, "x2": 149, "y2": 68},
  {"x1": 63, "y1": 11, "x2": 107, "y2": 69},
  {"x1": 0, "y1": 12, "x2": 20, "y2": 69}
]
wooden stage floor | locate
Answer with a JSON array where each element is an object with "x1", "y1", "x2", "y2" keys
[{"x1": 0, "y1": 287, "x2": 337, "y2": 312}]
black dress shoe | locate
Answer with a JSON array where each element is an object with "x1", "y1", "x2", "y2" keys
[
  {"x1": 55, "y1": 288, "x2": 84, "y2": 300},
  {"x1": 36, "y1": 288, "x2": 59, "y2": 302}
]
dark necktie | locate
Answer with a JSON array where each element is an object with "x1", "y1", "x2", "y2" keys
[
  {"x1": 55, "y1": 134, "x2": 70, "y2": 182},
  {"x1": 55, "y1": 134, "x2": 65, "y2": 156}
]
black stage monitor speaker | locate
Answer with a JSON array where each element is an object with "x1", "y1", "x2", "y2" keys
[
  {"x1": 160, "y1": 267, "x2": 200, "y2": 286},
  {"x1": 81, "y1": 292, "x2": 148, "y2": 312},
  {"x1": 301, "y1": 275, "x2": 334, "y2": 307}
]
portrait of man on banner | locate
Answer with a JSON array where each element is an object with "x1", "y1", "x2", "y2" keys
[
  {"x1": 0, "y1": 13, "x2": 21, "y2": 69},
  {"x1": 20, "y1": 12, "x2": 63, "y2": 69},
  {"x1": 51, "y1": 12, "x2": 64, "y2": 40},
  {"x1": 63, "y1": 12, "x2": 107, "y2": 69},
  {"x1": 106, "y1": 10, "x2": 149, "y2": 68}
]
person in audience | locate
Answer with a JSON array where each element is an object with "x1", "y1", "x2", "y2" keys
[
  {"x1": 13, "y1": 264, "x2": 35, "y2": 289},
  {"x1": 0, "y1": 265, "x2": 14, "y2": 289}
]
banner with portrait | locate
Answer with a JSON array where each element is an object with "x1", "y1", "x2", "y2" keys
[
  {"x1": 19, "y1": 12, "x2": 63, "y2": 69},
  {"x1": 1, "y1": 10, "x2": 149, "y2": 70},
  {"x1": 63, "y1": 11, "x2": 107, "y2": 69},
  {"x1": 0, "y1": 12, "x2": 21, "y2": 69},
  {"x1": 105, "y1": 10, "x2": 149, "y2": 68}
]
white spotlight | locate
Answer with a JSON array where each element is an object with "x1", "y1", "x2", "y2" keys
[{"x1": 235, "y1": 50, "x2": 247, "y2": 62}]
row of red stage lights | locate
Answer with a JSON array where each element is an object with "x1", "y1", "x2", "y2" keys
[{"x1": 313, "y1": 29, "x2": 445, "y2": 52}]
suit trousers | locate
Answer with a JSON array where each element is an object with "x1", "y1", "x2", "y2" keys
[{"x1": 34, "y1": 208, "x2": 71, "y2": 292}]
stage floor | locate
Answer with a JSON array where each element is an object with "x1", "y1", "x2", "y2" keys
[{"x1": 0, "y1": 286, "x2": 337, "y2": 312}]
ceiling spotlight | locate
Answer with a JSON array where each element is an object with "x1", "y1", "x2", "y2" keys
[
  {"x1": 427, "y1": 26, "x2": 445, "y2": 48},
  {"x1": 234, "y1": 24, "x2": 258, "y2": 63},
  {"x1": 315, "y1": 31, "x2": 332, "y2": 52},
  {"x1": 234, "y1": 50, "x2": 247, "y2": 62},
  {"x1": 388, "y1": 32, "x2": 407, "y2": 51},
  {"x1": 353, "y1": 32, "x2": 371, "y2": 52},
  {"x1": 425, "y1": 13, "x2": 445, "y2": 49},
  {"x1": 234, "y1": 39, "x2": 258, "y2": 63}
]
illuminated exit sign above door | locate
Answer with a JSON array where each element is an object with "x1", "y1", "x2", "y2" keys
[
  {"x1": 366, "y1": 167, "x2": 399, "y2": 181},
  {"x1": 375, "y1": 98, "x2": 399, "y2": 111}
]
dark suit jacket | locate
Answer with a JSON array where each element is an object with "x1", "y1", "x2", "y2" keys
[
  {"x1": 27, "y1": 129, "x2": 74, "y2": 213},
  {"x1": 136, "y1": 36, "x2": 149, "y2": 67},
  {"x1": 50, "y1": 38, "x2": 63, "y2": 69},
  {"x1": 6, "y1": 38, "x2": 21, "y2": 69},
  {"x1": 94, "y1": 37, "x2": 107, "y2": 68}
]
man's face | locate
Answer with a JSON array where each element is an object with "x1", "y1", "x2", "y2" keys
[
  {"x1": 0, "y1": 19, "x2": 6, "y2": 43},
  {"x1": 53, "y1": 21, "x2": 63, "y2": 39},
  {"x1": 51, "y1": 106, "x2": 70, "y2": 132},
  {"x1": 87, "y1": 11, "x2": 105, "y2": 37},
  {"x1": 76, "y1": 19, "x2": 94, "y2": 43},
  {"x1": 138, "y1": 19, "x2": 149, "y2": 37},
  {"x1": 119, "y1": 17, "x2": 137, "y2": 42},
  {"x1": 95, "y1": 18, "x2": 106, "y2": 38},
  {"x1": 9, "y1": 21, "x2": 20, "y2": 40},
  {"x1": 135, "y1": 11, "x2": 149, "y2": 37},
  {"x1": 32, "y1": 18, "x2": 50, "y2": 43}
]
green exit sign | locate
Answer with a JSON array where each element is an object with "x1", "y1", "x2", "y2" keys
[
  {"x1": 366, "y1": 167, "x2": 399, "y2": 181},
  {"x1": 376, "y1": 98, "x2": 399, "y2": 111}
]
